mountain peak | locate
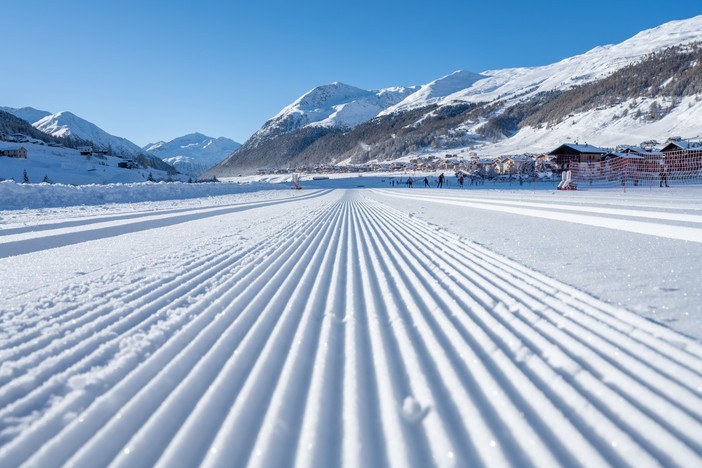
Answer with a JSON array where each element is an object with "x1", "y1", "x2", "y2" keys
[
  {"x1": 246, "y1": 82, "x2": 418, "y2": 146},
  {"x1": 378, "y1": 69, "x2": 486, "y2": 115},
  {"x1": 144, "y1": 132, "x2": 241, "y2": 177},
  {"x1": 0, "y1": 106, "x2": 52, "y2": 125}
]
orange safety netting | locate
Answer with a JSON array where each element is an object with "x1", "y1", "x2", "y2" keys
[{"x1": 568, "y1": 150, "x2": 702, "y2": 188}]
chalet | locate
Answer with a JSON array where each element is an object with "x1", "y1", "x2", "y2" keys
[
  {"x1": 0, "y1": 147, "x2": 28, "y2": 158},
  {"x1": 478, "y1": 157, "x2": 496, "y2": 177},
  {"x1": 660, "y1": 139, "x2": 702, "y2": 177},
  {"x1": 10, "y1": 133, "x2": 29, "y2": 143},
  {"x1": 117, "y1": 160, "x2": 138, "y2": 169},
  {"x1": 660, "y1": 139, "x2": 702, "y2": 153},
  {"x1": 548, "y1": 143, "x2": 608, "y2": 171},
  {"x1": 492, "y1": 156, "x2": 507, "y2": 174},
  {"x1": 532, "y1": 154, "x2": 556, "y2": 175},
  {"x1": 495, "y1": 155, "x2": 530, "y2": 175},
  {"x1": 77, "y1": 146, "x2": 93, "y2": 155},
  {"x1": 612, "y1": 146, "x2": 665, "y2": 157}
]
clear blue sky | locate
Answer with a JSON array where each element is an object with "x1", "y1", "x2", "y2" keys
[{"x1": 2, "y1": 1, "x2": 700, "y2": 146}]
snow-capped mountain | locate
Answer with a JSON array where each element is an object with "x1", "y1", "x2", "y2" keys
[
  {"x1": 3, "y1": 106, "x2": 177, "y2": 175},
  {"x1": 3, "y1": 106, "x2": 145, "y2": 157},
  {"x1": 0, "y1": 106, "x2": 51, "y2": 125},
  {"x1": 247, "y1": 82, "x2": 418, "y2": 147},
  {"x1": 379, "y1": 70, "x2": 486, "y2": 115},
  {"x1": 33, "y1": 111, "x2": 144, "y2": 157},
  {"x1": 0, "y1": 139, "x2": 179, "y2": 185},
  {"x1": 388, "y1": 15, "x2": 702, "y2": 113},
  {"x1": 143, "y1": 133, "x2": 240, "y2": 177},
  {"x1": 208, "y1": 15, "x2": 702, "y2": 176}
]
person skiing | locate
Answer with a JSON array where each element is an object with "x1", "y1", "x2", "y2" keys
[
  {"x1": 437, "y1": 173, "x2": 444, "y2": 188},
  {"x1": 660, "y1": 166, "x2": 669, "y2": 187},
  {"x1": 423, "y1": 177, "x2": 429, "y2": 187},
  {"x1": 459, "y1": 175, "x2": 464, "y2": 188}
]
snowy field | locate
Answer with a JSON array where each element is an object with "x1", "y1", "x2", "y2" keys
[{"x1": 1, "y1": 178, "x2": 702, "y2": 467}]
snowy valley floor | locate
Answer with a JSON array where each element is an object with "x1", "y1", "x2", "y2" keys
[{"x1": 1, "y1": 184, "x2": 702, "y2": 467}]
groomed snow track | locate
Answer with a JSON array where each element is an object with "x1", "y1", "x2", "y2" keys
[{"x1": 1, "y1": 189, "x2": 702, "y2": 467}]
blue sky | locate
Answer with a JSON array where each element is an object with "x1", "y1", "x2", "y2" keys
[{"x1": 2, "y1": 1, "x2": 700, "y2": 146}]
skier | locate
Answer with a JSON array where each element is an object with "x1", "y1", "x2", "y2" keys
[
  {"x1": 437, "y1": 173, "x2": 445, "y2": 188},
  {"x1": 423, "y1": 177, "x2": 429, "y2": 187},
  {"x1": 660, "y1": 166, "x2": 669, "y2": 187}
]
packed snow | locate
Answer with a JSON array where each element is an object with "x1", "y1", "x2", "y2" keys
[{"x1": 1, "y1": 176, "x2": 701, "y2": 466}]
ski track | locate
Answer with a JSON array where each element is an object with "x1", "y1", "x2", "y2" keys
[
  {"x1": 0, "y1": 189, "x2": 332, "y2": 259},
  {"x1": 1, "y1": 189, "x2": 701, "y2": 467},
  {"x1": 371, "y1": 189, "x2": 702, "y2": 243}
]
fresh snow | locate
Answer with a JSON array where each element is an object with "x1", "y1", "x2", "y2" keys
[
  {"x1": 1, "y1": 177, "x2": 701, "y2": 466},
  {"x1": 0, "y1": 141, "x2": 173, "y2": 186},
  {"x1": 480, "y1": 95, "x2": 702, "y2": 155},
  {"x1": 380, "y1": 70, "x2": 487, "y2": 115},
  {"x1": 143, "y1": 133, "x2": 241, "y2": 177},
  {"x1": 32, "y1": 111, "x2": 144, "y2": 157}
]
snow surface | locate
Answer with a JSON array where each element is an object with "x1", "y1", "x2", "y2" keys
[
  {"x1": 0, "y1": 141, "x2": 174, "y2": 186},
  {"x1": 1, "y1": 177, "x2": 701, "y2": 466},
  {"x1": 480, "y1": 94, "x2": 702, "y2": 156}
]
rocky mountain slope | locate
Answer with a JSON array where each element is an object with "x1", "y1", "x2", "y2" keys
[{"x1": 245, "y1": 82, "x2": 418, "y2": 148}]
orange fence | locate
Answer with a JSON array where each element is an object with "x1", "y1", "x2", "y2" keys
[{"x1": 569, "y1": 150, "x2": 702, "y2": 188}]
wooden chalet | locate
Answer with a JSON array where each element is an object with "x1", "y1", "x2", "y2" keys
[
  {"x1": 660, "y1": 139, "x2": 702, "y2": 153},
  {"x1": 660, "y1": 139, "x2": 702, "y2": 177},
  {"x1": 548, "y1": 143, "x2": 608, "y2": 171},
  {"x1": 0, "y1": 146, "x2": 27, "y2": 158}
]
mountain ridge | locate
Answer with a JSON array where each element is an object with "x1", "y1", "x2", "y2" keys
[
  {"x1": 206, "y1": 15, "x2": 702, "y2": 177},
  {"x1": 2, "y1": 107, "x2": 175, "y2": 173},
  {"x1": 143, "y1": 132, "x2": 241, "y2": 177}
]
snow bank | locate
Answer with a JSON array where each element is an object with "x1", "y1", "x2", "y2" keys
[{"x1": 0, "y1": 179, "x2": 284, "y2": 210}]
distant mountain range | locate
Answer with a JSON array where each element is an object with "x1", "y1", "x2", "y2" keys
[
  {"x1": 1, "y1": 107, "x2": 238, "y2": 176},
  {"x1": 206, "y1": 15, "x2": 702, "y2": 177},
  {"x1": 143, "y1": 133, "x2": 240, "y2": 177},
  {"x1": 1, "y1": 106, "x2": 144, "y2": 157}
]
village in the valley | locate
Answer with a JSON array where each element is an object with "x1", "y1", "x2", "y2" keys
[{"x1": 254, "y1": 136, "x2": 702, "y2": 188}]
